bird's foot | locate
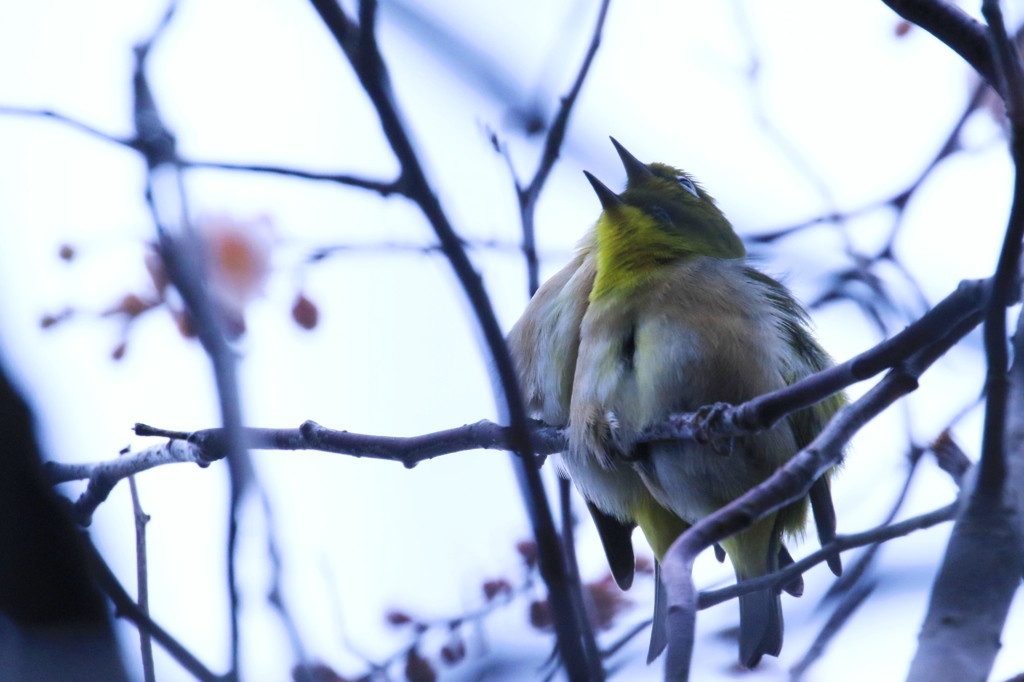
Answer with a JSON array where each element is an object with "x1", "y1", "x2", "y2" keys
[{"x1": 693, "y1": 402, "x2": 734, "y2": 456}]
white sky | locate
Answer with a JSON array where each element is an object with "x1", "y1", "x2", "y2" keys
[{"x1": 1, "y1": 0, "x2": 1022, "y2": 680}]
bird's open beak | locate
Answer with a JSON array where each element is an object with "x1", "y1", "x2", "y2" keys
[
  {"x1": 583, "y1": 170, "x2": 623, "y2": 211},
  {"x1": 610, "y1": 137, "x2": 652, "y2": 183}
]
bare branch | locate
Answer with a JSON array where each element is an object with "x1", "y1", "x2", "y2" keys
[
  {"x1": 0, "y1": 106, "x2": 136, "y2": 148},
  {"x1": 697, "y1": 502, "x2": 958, "y2": 609},
  {"x1": 879, "y1": 0, "x2": 999, "y2": 93},
  {"x1": 516, "y1": 0, "x2": 612, "y2": 294},
  {"x1": 127, "y1": 474, "x2": 155, "y2": 682},
  {"x1": 180, "y1": 159, "x2": 401, "y2": 196},
  {"x1": 130, "y1": 5, "x2": 254, "y2": 673}
]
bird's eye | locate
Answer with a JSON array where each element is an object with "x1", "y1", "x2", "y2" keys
[{"x1": 676, "y1": 175, "x2": 699, "y2": 198}]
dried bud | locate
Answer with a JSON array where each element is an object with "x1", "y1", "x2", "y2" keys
[
  {"x1": 173, "y1": 310, "x2": 198, "y2": 338},
  {"x1": 894, "y1": 20, "x2": 912, "y2": 37},
  {"x1": 111, "y1": 341, "x2": 127, "y2": 361},
  {"x1": 482, "y1": 578, "x2": 512, "y2": 601},
  {"x1": 931, "y1": 430, "x2": 971, "y2": 485},
  {"x1": 292, "y1": 663, "x2": 349, "y2": 682},
  {"x1": 199, "y1": 214, "x2": 273, "y2": 310},
  {"x1": 586, "y1": 576, "x2": 631, "y2": 630},
  {"x1": 386, "y1": 609, "x2": 413, "y2": 626},
  {"x1": 40, "y1": 307, "x2": 74, "y2": 329},
  {"x1": 58, "y1": 244, "x2": 75, "y2": 261},
  {"x1": 405, "y1": 648, "x2": 436, "y2": 682},
  {"x1": 515, "y1": 540, "x2": 538, "y2": 568},
  {"x1": 144, "y1": 246, "x2": 170, "y2": 296},
  {"x1": 440, "y1": 638, "x2": 466, "y2": 665},
  {"x1": 528, "y1": 599, "x2": 553, "y2": 630},
  {"x1": 292, "y1": 293, "x2": 319, "y2": 330},
  {"x1": 103, "y1": 293, "x2": 153, "y2": 319}
]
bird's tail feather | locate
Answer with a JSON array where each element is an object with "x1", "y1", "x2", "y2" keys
[
  {"x1": 647, "y1": 560, "x2": 668, "y2": 664},
  {"x1": 738, "y1": 585, "x2": 783, "y2": 668}
]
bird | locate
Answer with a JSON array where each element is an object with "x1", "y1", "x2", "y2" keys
[{"x1": 506, "y1": 138, "x2": 844, "y2": 669}]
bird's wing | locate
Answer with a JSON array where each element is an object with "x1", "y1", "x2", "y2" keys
[
  {"x1": 586, "y1": 500, "x2": 636, "y2": 590},
  {"x1": 747, "y1": 267, "x2": 846, "y2": 575},
  {"x1": 506, "y1": 241, "x2": 596, "y2": 424}
]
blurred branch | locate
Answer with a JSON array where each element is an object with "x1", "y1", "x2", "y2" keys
[
  {"x1": 127, "y1": 473, "x2": 156, "y2": 682},
  {"x1": 820, "y1": 445, "x2": 924, "y2": 602},
  {"x1": 788, "y1": 580, "x2": 877, "y2": 682},
  {"x1": 304, "y1": 238, "x2": 572, "y2": 264},
  {"x1": 84, "y1": 535, "x2": 222, "y2": 682},
  {"x1": 0, "y1": 106, "x2": 136, "y2": 148},
  {"x1": 306, "y1": 1, "x2": 597, "y2": 677},
  {"x1": 511, "y1": 0, "x2": 611, "y2": 294},
  {"x1": 131, "y1": 4, "x2": 254, "y2": 676},
  {"x1": 0, "y1": 358, "x2": 127, "y2": 682}
]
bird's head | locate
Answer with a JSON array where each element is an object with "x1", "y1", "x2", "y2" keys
[{"x1": 585, "y1": 138, "x2": 745, "y2": 300}]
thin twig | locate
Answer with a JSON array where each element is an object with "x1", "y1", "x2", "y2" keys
[
  {"x1": 84, "y1": 536, "x2": 221, "y2": 682},
  {"x1": 789, "y1": 580, "x2": 877, "y2": 681},
  {"x1": 696, "y1": 502, "x2": 957, "y2": 609},
  {"x1": 181, "y1": 159, "x2": 401, "y2": 196},
  {"x1": 0, "y1": 106, "x2": 137, "y2": 147},
  {"x1": 128, "y1": 473, "x2": 156, "y2": 682},
  {"x1": 516, "y1": 0, "x2": 612, "y2": 294}
]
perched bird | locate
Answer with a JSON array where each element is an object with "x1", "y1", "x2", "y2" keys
[{"x1": 507, "y1": 138, "x2": 844, "y2": 668}]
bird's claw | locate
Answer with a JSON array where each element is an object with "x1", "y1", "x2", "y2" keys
[{"x1": 693, "y1": 402, "x2": 734, "y2": 456}]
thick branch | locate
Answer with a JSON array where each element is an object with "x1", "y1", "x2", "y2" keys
[
  {"x1": 648, "y1": 277, "x2": 993, "y2": 440},
  {"x1": 880, "y1": 0, "x2": 999, "y2": 93},
  {"x1": 977, "y1": 1, "x2": 1024, "y2": 497},
  {"x1": 906, "y1": 182, "x2": 1024, "y2": 680},
  {"x1": 47, "y1": 439, "x2": 203, "y2": 526}
]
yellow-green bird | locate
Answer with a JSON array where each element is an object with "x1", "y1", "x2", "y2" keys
[{"x1": 507, "y1": 138, "x2": 844, "y2": 668}]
